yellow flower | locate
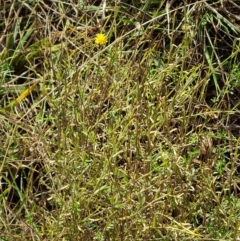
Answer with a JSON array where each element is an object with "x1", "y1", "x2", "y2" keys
[{"x1": 94, "y1": 33, "x2": 107, "y2": 45}]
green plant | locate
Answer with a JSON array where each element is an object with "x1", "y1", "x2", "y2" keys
[{"x1": 1, "y1": 0, "x2": 240, "y2": 240}]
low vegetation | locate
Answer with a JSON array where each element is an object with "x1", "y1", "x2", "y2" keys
[{"x1": 1, "y1": 0, "x2": 240, "y2": 240}]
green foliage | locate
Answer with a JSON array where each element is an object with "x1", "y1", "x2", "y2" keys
[{"x1": 1, "y1": 0, "x2": 240, "y2": 240}]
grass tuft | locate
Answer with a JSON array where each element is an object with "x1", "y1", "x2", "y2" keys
[{"x1": 1, "y1": 0, "x2": 240, "y2": 240}]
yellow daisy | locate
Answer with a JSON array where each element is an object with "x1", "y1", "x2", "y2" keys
[{"x1": 95, "y1": 33, "x2": 107, "y2": 45}]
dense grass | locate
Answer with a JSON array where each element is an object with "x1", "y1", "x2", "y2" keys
[{"x1": 1, "y1": 0, "x2": 240, "y2": 240}]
